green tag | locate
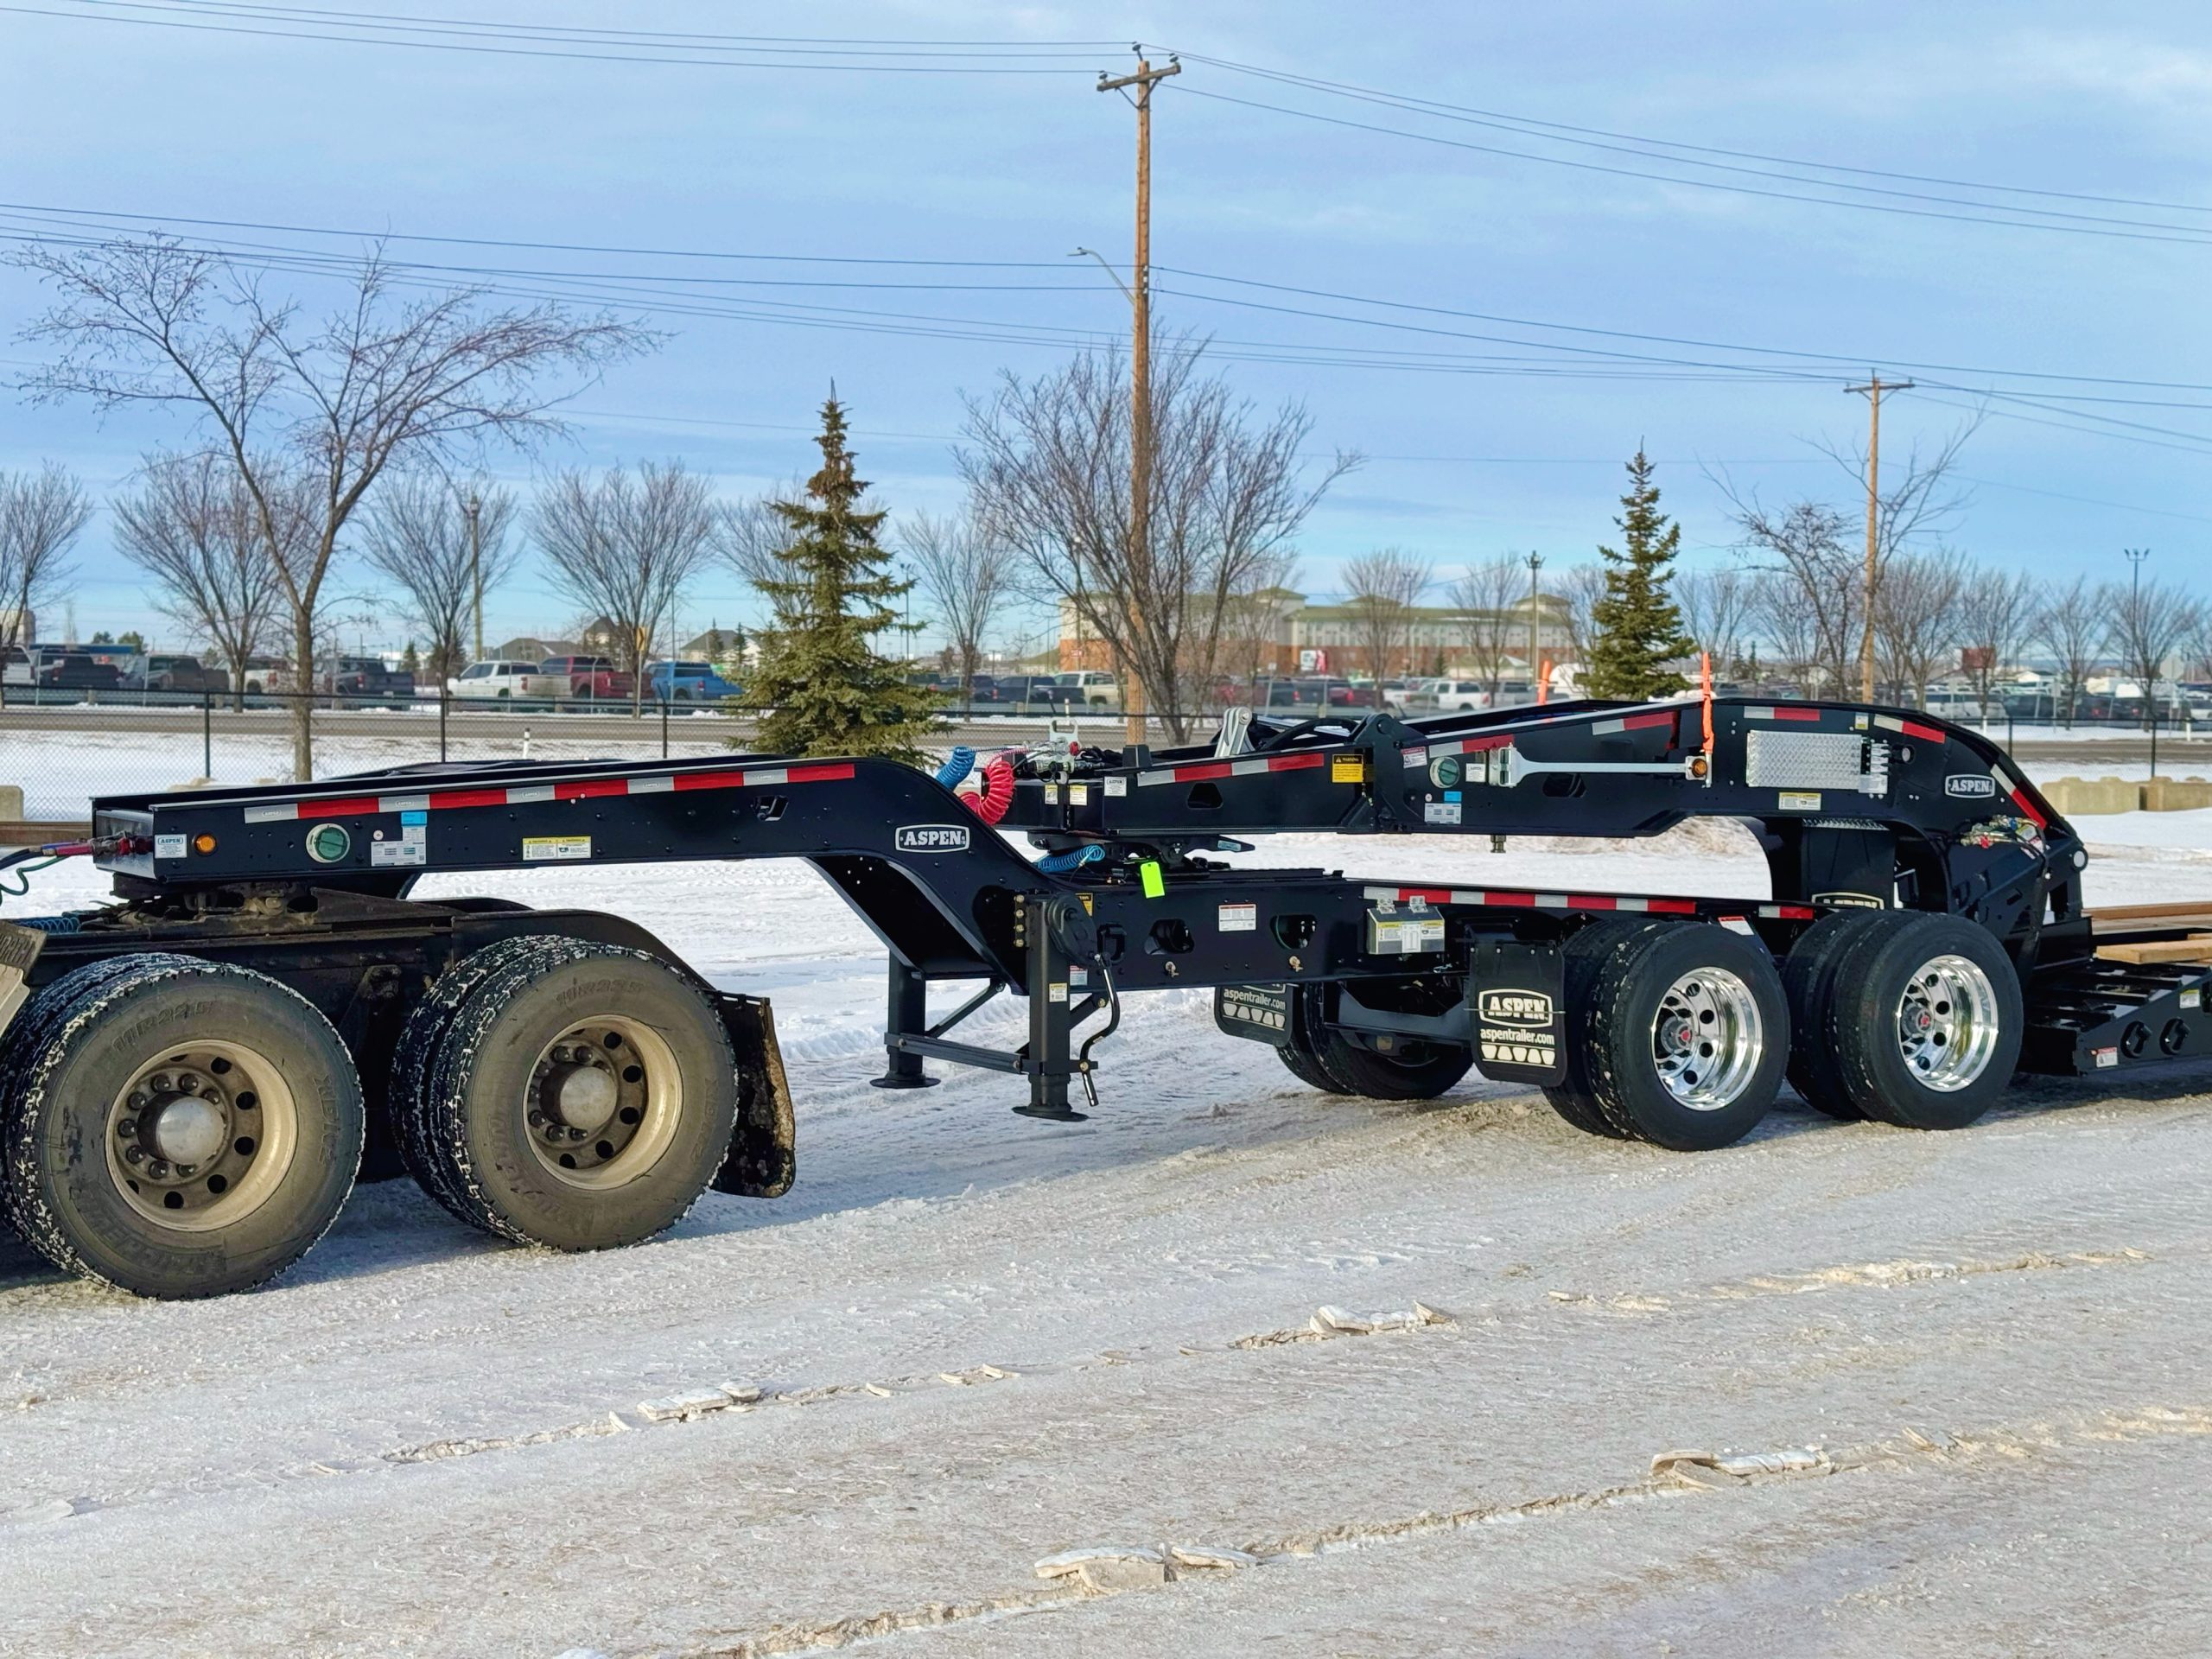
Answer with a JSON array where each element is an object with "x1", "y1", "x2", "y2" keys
[{"x1": 1139, "y1": 859, "x2": 1165, "y2": 899}]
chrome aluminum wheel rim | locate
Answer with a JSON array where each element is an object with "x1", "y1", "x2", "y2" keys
[
  {"x1": 1652, "y1": 968, "x2": 1765, "y2": 1111},
  {"x1": 1896, "y1": 954, "x2": 2000, "y2": 1092}
]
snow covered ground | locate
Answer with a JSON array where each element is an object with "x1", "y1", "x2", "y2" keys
[{"x1": 4, "y1": 826, "x2": 2212, "y2": 1655}]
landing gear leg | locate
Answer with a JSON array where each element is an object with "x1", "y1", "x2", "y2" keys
[
  {"x1": 871, "y1": 957, "x2": 939, "y2": 1090},
  {"x1": 1014, "y1": 893, "x2": 1086, "y2": 1122}
]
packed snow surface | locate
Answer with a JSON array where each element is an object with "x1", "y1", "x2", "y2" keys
[{"x1": 3, "y1": 828, "x2": 2212, "y2": 1656}]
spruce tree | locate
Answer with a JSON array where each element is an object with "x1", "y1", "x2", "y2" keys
[
  {"x1": 747, "y1": 397, "x2": 941, "y2": 763},
  {"x1": 1585, "y1": 446, "x2": 1693, "y2": 699}
]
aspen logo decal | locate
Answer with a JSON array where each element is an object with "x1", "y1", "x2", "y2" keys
[
  {"x1": 1945, "y1": 774, "x2": 1998, "y2": 798},
  {"x1": 894, "y1": 824, "x2": 971, "y2": 853},
  {"x1": 1478, "y1": 988, "x2": 1558, "y2": 1071},
  {"x1": 1478, "y1": 989, "x2": 1554, "y2": 1027}
]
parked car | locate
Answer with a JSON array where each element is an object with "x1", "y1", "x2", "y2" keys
[
  {"x1": 541, "y1": 654, "x2": 634, "y2": 700},
  {"x1": 34, "y1": 651, "x2": 124, "y2": 692},
  {"x1": 129, "y1": 653, "x2": 228, "y2": 694},
  {"x1": 646, "y1": 659, "x2": 742, "y2": 702},
  {"x1": 1, "y1": 645, "x2": 32, "y2": 688},
  {"x1": 321, "y1": 655, "x2": 416, "y2": 702},
  {"x1": 448, "y1": 659, "x2": 566, "y2": 701}
]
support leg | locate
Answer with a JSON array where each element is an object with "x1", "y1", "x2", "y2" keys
[
  {"x1": 871, "y1": 955, "x2": 939, "y2": 1090},
  {"x1": 1014, "y1": 897, "x2": 1084, "y2": 1121}
]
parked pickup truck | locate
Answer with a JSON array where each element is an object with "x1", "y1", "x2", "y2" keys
[
  {"x1": 448, "y1": 659, "x2": 567, "y2": 701},
  {"x1": 324, "y1": 656, "x2": 416, "y2": 702},
  {"x1": 540, "y1": 654, "x2": 634, "y2": 700},
  {"x1": 130, "y1": 653, "x2": 230, "y2": 694},
  {"x1": 646, "y1": 659, "x2": 742, "y2": 702}
]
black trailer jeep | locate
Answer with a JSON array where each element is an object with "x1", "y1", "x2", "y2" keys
[{"x1": 0, "y1": 693, "x2": 2200, "y2": 1297}]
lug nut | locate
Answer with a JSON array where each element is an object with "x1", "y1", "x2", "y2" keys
[
  {"x1": 116, "y1": 1118, "x2": 137, "y2": 1137},
  {"x1": 149, "y1": 1159, "x2": 170, "y2": 1178},
  {"x1": 567, "y1": 1127, "x2": 585, "y2": 1141},
  {"x1": 124, "y1": 1146, "x2": 144, "y2": 1164}
]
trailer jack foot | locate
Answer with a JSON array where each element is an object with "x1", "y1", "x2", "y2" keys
[
  {"x1": 1013, "y1": 1102, "x2": 1089, "y2": 1122},
  {"x1": 871, "y1": 1070, "x2": 939, "y2": 1090}
]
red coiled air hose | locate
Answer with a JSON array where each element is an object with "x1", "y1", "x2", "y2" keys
[{"x1": 963, "y1": 753, "x2": 1016, "y2": 824}]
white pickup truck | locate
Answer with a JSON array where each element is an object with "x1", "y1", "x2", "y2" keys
[{"x1": 446, "y1": 659, "x2": 568, "y2": 701}]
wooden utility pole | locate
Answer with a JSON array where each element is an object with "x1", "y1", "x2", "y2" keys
[
  {"x1": 1525, "y1": 550, "x2": 1544, "y2": 699},
  {"x1": 463, "y1": 491, "x2": 484, "y2": 664},
  {"x1": 1098, "y1": 50, "x2": 1179, "y2": 744},
  {"x1": 1847, "y1": 375, "x2": 1912, "y2": 702}
]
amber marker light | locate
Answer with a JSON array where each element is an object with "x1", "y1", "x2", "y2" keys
[{"x1": 193, "y1": 834, "x2": 218, "y2": 855}]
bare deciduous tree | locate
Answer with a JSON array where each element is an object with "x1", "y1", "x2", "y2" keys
[
  {"x1": 2107, "y1": 573, "x2": 2201, "y2": 731},
  {"x1": 1957, "y1": 566, "x2": 2037, "y2": 722},
  {"x1": 2037, "y1": 575, "x2": 2103, "y2": 728},
  {"x1": 1727, "y1": 498, "x2": 1859, "y2": 691},
  {"x1": 359, "y1": 474, "x2": 520, "y2": 683},
  {"x1": 1554, "y1": 562, "x2": 1606, "y2": 688},
  {"x1": 1341, "y1": 547, "x2": 1431, "y2": 683},
  {"x1": 0, "y1": 463, "x2": 90, "y2": 673},
  {"x1": 1872, "y1": 549, "x2": 1967, "y2": 711},
  {"x1": 1446, "y1": 553, "x2": 1525, "y2": 699},
  {"x1": 111, "y1": 451, "x2": 299, "y2": 703},
  {"x1": 10, "y1": 234, "x2": 650, "y2": 776},
  {"x1": 958, "y1": 337, "x2": 1357, "y2": 740},
  {"x1": 1676, "y1": 564, "x2": 1751, "y2": 677},
  {"x1": 533, "y1": 461, "x2": 716, "y2": 714},
  {"x1": 1217, "y1": 550, "x2": 1300, "y2": 698},
  {"x1": 1719, "y1": 417, "x2": 1975, "y2": 696},
  {"x1": 900, "y1": 510, "x2": 1012, "y2": 701}
]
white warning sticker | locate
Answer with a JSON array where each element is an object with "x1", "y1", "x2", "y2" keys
[
  {"x1": 1778, "y1": 791, "x2": 1822, "y2": 812},
  {"x1": 154, "y1": 833, "x2": 188, "y2": 861},
  {"x1": 1424, "y1": 799, "x2": 1463, "y2": 825},
  {"x1": 522, "y1": 836, "x2": 592, "y2": 862},
  {"x1": 1103, "y1": 775, "x2": 1128, "y2": 797},
  {"x1": 1217, "y1": 901, "x2": 1257, "y2": 932},
  {"x1": 371, "y1": 839, "x2": 425, "y2": 867}
]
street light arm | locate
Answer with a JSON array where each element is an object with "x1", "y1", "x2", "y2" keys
[{"x1": 1069, "y1": 247, "x2": 1134, "y2": 305}]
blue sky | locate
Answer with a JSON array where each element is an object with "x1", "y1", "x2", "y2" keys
[{"x1": 3, "y1": 1, "x2": 2209, "y2": 652}]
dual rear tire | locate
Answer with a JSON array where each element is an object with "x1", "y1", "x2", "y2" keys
[
  {"x1": 1543, "y1": 919, "x2": 1789, "y2": 1150},
  {"x1": 392, "y1": 937, "x2": 741, "y2": 1250},
  {"x1": 1783, "y1": 911, "x2": 2021, "y2": 1130},
  {"x1": 0, "y1": 936, "x2": 741, "y2": 1298}
]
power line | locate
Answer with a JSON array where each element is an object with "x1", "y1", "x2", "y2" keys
[
  {"x1": 1171, "y1": 51, "x2": 2212, "y2": 221},
  {"x1": 1171, "y1": 85, "x2": 2212, "y2": 250},
  {"x1": 0, "y1": 0, "x2": 1116, "y2": 69}
]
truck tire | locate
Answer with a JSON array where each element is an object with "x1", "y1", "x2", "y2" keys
[
  {"x1": 1571, "y1": 921, "x2": 1789, "y2": 1150},
  {"x1": 404, "y1": 938, "x2": 741, "y2": 1250},
  {"x1": 1541, "y1": 918, "x2": 1671, "y2": 1139},
  {"x1": 1825, "y1": 912, "x2": 2022, "y2": 1130},
  {"x1": 0, "y1": 955, "x2": 364, "y2": 1298},
  {"x1": 1274, "y1": 1039, "x2": 1353, "y2": 1094},
  {"x1": 391, "y1": 934, "x2": 594, "y2": 1224},
  {"x1": 1780, "y1": 911, "x2": 1892, "y2": 1120}
]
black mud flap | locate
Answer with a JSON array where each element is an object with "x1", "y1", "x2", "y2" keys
[
  {"x1": 710, "y1": 992, "x2": 798, "y2": 1198},
  {"x1": 1465, "y1": 939, "x2": 1569, "y2": 1086},
  {"x1": 1214, "y1": 982, "x2": 1295, "y2": 1046}
]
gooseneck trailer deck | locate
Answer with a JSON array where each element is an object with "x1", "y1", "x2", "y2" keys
[{"x1": 1, "y1": 692, "x2": 2204, "y2": 1297}]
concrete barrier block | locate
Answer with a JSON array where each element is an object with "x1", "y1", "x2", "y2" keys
[
  {"x1": 2143, "y1": 776, "x2": 2212, "y2": 812},
  {"x1": 0, "y1": 785, "x2": 22, "y2": 819},
  {"x1": 2043, "y1": 776, "x2": 2143, "y2": 816}
]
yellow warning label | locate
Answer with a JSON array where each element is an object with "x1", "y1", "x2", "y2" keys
[{"x1": 1331, "y1": 754, "x2": 1367, "y2": 785}]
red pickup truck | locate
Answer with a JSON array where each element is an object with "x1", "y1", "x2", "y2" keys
[{"x1": 540, "y1": 655, "x2": 635, "y2": 700}]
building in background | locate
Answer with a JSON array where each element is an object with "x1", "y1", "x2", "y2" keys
[{"x1": 1055, "y1": 589, "x2": 1573, "y2": 679}]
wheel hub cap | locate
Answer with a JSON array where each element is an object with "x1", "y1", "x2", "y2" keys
[
  {"x1": 547, "y1": 1063, "x2": 619, "y2": 1133},
  {"x1": 149, "y1": 1093, "x2": 226, "y2": 1166}
]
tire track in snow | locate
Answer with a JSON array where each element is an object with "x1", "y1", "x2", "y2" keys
[
  {"x1": 0, "y1": 1243, "x2": 2152, "y2": 1533},
  {"x1": 615, "y1": 1401, "x2": 2212, "y2": 1659}
]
